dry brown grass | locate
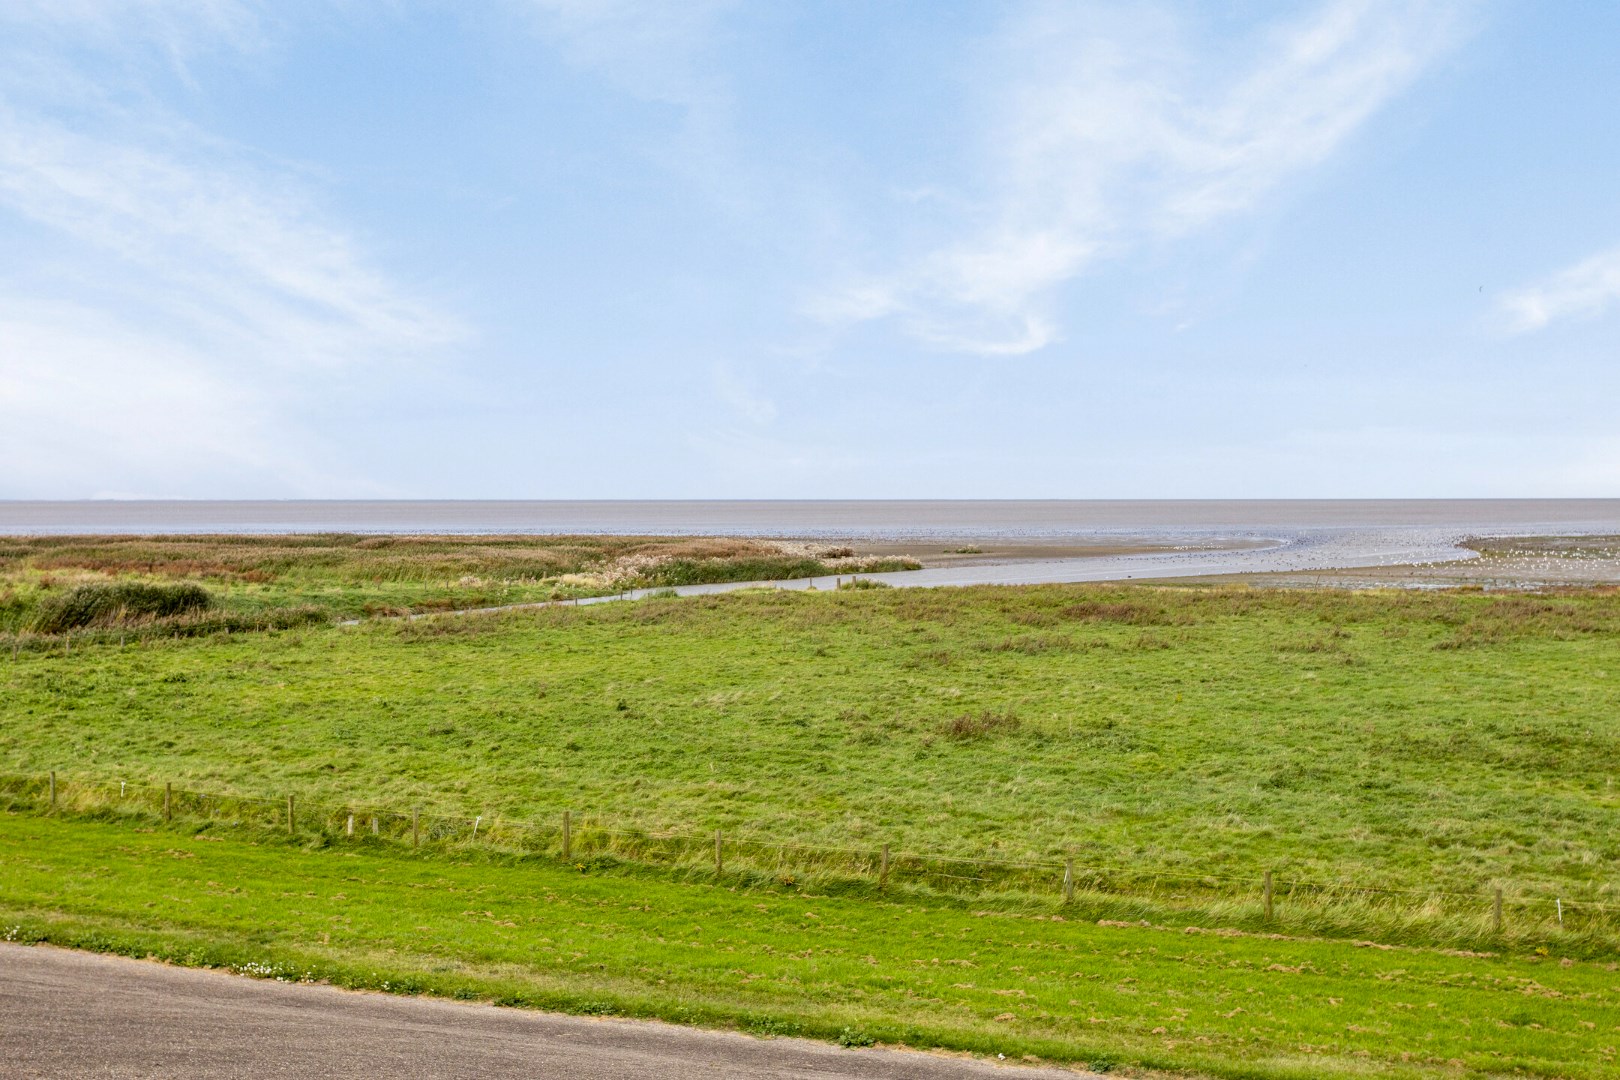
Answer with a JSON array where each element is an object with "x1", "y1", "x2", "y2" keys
[
  {"x1": 0, "y1": 534, "x2": 650, "y2": 584},
  {"x1": 942, "y1": 710, "x2": 1021, "y2": 740},
  {"x1": 0, "y1": 535, "x2": 920, "y2": 636},
  {"x1": 1058, "y1": 600, "x2": 1180, "y2": 625}
]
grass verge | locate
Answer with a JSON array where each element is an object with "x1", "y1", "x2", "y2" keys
[
  {"x1": 10, "y1": 772, "x2": 1615, "y2": 959},
  {"x1": 3, "y1": 813, "x2": 1618, "y2": 1078}
]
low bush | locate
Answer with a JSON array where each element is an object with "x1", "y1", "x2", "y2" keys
[
  {"x1": 639, "y1": 557, "x2": 831, "y2": 587},
  {"x1": 34, "y1": 583, "x2": 214, "y2": 633}
]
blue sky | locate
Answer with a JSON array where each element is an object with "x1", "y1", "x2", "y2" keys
[{"x1": 2, "y1": 0, "x2": 1617, "y2": 499}]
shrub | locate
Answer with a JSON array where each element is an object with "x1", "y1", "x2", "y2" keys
[
  {"x1": 639, "y1": 556, "x2": 826, "y2": 587},
  {"x1": 33, "y1": 582, "x2": 214, "y2": 633}
]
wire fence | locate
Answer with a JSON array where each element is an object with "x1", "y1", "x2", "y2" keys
[{"x1": 5, "y1": 769, "x2": 1617, "y2": 947}]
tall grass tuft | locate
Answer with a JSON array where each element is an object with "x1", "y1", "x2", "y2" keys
[
  {"x1": 33, "y1": 582, "x2": 213, "y2": 633},
  {"x1": 943, "y1": 711, "x2": 1020, "y2": 740}
]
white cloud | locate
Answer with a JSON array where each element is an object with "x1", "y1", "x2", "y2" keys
[
  {"x1": 0, "y1": 4, "x2": 461, "y2": 495},
  {"x1": 0, "y1": 1, "x2": 264, "y2": 47},
  {"x1": 0, "y1": 109, "x2": 459, "y2": 365},
  {"x1": 816, "y1": 0, "x2": 1471, "y2": 355},
  {"x1": 1499, "y1": 245, "x2": 1620, "y2": 332},
  {"x1": 0, "y1": 0, "x2": 270, "y2": 94}
]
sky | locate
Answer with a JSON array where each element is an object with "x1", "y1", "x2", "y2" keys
[{"x1": 1, "y1": 0, "x2": 1617, "y2": 500}]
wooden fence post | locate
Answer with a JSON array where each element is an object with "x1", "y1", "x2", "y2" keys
[
  {"x1": 1263, "y1": 870, "x2": 1274, "y2": 921},
  {"x1": 714, "y1": 829, "x2": 723, "y2": 876},
  {"x1": 48, "y1": 771, "x2": 56, "y2": 810},
  {"x1": 164, "y1": 782, "x2": 172, "y2": 823},
  {"x1": 562, "y1": 810, "x2": 572, "y2": 861},
  {"x1": 345, "y1": 814, "x2": 354, "y2": 837},
  {"x1": 412, "y1": 807, "x2": 420, "y2": 849},
  {"x1": 879, "y1": 843, "x2": 891, "y2": 890},
  {"x1": 1063, "y1": 858, "x2": 1075, "y2": 904},
  {"x1": 286, "y1": 794, "x2": 295, "y2": 834},
  {"x1": 1493, "y1": 888, "x2": 1503, "y2": 933}
]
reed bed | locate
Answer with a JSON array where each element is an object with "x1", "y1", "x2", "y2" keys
[{"x1": 0, "y1": 533, "x2": 918, "y2": 631}]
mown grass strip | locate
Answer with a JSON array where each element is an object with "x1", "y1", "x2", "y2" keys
[
  {"x1": 11, "y1": 771, "x2": 1616, "y2": 959},
  {"x1": 3, "y1": 813, "x2": 1617, "y2": 1079}
]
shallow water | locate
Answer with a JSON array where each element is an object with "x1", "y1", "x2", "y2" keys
[
  {"x1": 4, "y1": 498, "x2": 1620, "y2": 538},
  {"x1": 561, "y1": 528, "x2": 1531, "y2": 602},
  {"x1": 7, "y1": 500, "x2": 1620, "y2": 593}
]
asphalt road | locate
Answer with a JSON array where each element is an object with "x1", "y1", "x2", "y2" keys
[{"x1": 0, "y1": 943, "x2": 1084, "y2": 1079}]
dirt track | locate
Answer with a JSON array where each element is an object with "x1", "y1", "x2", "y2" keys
[{"x1": 0, "y1": 943, "x2": 1083, "y2": 1079}]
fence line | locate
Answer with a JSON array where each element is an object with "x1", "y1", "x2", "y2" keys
[{"x1": 4, "y1": 769, "x2": 1615, "y2": 938}]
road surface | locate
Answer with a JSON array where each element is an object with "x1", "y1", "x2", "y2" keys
[{"x1": 0, "y1": 943, "x2": 1084, "y2": 1079}]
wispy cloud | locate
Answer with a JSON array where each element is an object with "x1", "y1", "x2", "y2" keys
[
  {"x1": 814, "y1": 0, "x2": 1471, "y2": 355},
  {"x1": 1499, "y1": 244, "x2": 1620, "y2": 332},
  {"x1": 0, "y1": 3, "x2": 461, "y2": 495},
  {"x1": 0, "y1": 0, "x2": 265, "y2": 52},
  {"x1": 0, "y1": 108, "x2": 459, "y2": 364}
]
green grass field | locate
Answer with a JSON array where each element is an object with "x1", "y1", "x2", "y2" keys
[
  {"x1": 6, "y1": 561, "x2": 1620, "y2": 1074},
  {"x1": 5, "y1": 813, "x2": 1617, "y2": 1079},
  {"x1": 5, "y1": 583, "x2": 1618, "y2": 901}
]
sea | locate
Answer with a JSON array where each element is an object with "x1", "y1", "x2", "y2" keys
[{"x1": 1, "y1": 499, "x2": 1618, "y2": 539}]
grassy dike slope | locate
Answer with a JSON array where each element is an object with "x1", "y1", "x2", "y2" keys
[
  {"x1": 4, "y1": 813, "x2": 1618, "y2": 1079},
  {"x1": 4, "y1": 585, "x2": 1619, "y2": 898}
]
